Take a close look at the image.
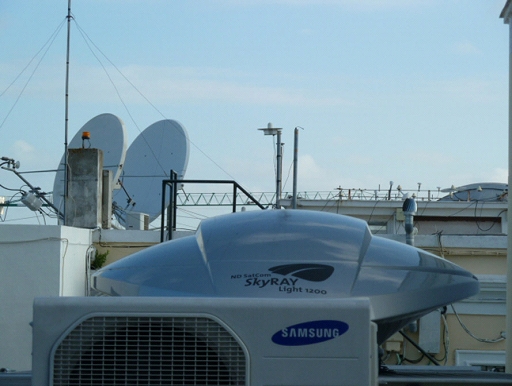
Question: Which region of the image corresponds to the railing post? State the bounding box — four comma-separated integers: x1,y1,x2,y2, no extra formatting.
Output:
233,184,237,212
160,180,167,242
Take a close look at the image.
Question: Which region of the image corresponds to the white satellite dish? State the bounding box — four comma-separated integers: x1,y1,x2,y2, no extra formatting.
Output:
115,119,190,224
52,113,127,215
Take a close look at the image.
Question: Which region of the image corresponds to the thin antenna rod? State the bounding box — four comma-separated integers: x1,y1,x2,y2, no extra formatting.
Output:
63,0,72,225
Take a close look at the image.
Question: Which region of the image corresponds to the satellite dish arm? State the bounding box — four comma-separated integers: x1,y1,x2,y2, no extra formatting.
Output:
117,179,136,209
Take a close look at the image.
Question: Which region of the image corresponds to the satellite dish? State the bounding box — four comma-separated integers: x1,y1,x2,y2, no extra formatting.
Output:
115,119,190,224
92,209,479,344
52,113,127,215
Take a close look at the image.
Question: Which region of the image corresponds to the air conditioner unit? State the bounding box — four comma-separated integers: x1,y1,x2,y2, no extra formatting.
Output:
125,211,149,230
32,296,377,386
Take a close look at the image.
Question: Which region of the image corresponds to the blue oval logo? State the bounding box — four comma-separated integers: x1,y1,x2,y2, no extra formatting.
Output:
272,320,349,346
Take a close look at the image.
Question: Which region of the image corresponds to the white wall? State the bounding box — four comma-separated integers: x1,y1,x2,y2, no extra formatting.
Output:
0,225,91,371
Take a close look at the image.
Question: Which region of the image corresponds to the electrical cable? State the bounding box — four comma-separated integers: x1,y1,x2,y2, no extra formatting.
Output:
177,207,209,220
398,331,441,366
367,199,382,225
282,160,294,192
445,200,477,217
36,208,47,225
0,191,25,222
450,304,505,343
401,354,425,365
434,230,445,258
0,184,23,192
435,311,449,365
1,215,44,223
317,195,340,213
473,200,503,232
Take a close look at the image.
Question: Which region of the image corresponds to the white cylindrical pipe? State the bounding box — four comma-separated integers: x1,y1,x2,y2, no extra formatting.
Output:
292,128,299,209
276,129,282,209
506,20,512,374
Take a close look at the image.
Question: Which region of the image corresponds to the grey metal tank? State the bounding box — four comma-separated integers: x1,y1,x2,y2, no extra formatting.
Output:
93,209,479,343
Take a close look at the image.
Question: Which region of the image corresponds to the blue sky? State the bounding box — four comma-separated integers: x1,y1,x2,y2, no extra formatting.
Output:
0,0,509,225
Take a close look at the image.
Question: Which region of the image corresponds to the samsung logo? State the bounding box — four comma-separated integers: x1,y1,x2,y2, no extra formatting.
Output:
282,327,340,338
272,320,349,346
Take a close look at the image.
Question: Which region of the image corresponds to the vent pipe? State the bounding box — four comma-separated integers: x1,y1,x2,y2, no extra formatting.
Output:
500,2,512,372
402,197,417,246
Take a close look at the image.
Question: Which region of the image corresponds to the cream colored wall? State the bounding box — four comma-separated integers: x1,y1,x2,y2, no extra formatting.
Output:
444,314,506,365
382,247,506,368
383,314,506,367
95,244,155,266
91,229,195,267
447,255,506,276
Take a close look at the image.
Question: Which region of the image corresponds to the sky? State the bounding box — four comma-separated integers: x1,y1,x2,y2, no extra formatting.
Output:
0,0,509,227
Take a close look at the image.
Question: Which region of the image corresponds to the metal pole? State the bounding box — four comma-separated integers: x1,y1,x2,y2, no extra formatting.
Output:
292,127,299,209
232,184,237,213
506,19,512,374
276,129,282,209
167,170,178,240
167,183,174,240
172,171,178,233
160,180,166,242
63,0,72,225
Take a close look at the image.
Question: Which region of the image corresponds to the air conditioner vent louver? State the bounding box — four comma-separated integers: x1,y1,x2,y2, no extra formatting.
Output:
52,316,247,386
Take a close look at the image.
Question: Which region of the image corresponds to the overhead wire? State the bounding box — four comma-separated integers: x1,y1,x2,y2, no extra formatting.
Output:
71,18,240,185
0,184,23,192
474,200,504,232
0,191,25,222
0,18,67,131
72,17,251,228
282,159,294,192
0,19,69,223
0,13,280,226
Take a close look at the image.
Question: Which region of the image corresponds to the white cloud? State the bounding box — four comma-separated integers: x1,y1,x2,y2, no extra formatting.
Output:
404,149,456,168
8,140,55,171
454,41,481,56
11,140,35,161
216,0,431,9
64,64,351,107
298,154,326,176
142,66,346,107
0,62,350,108
487,168,508,183
293,154,367,191
445,168,508,189
426,78,500,104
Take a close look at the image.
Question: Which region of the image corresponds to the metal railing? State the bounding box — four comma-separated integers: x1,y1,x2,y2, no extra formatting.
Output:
171,188,443,206
161,174,266,241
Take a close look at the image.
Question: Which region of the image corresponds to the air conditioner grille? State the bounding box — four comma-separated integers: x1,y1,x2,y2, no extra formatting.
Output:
52,316,247,385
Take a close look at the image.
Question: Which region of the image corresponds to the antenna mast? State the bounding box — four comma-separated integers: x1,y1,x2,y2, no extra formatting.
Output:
63,0,72,225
